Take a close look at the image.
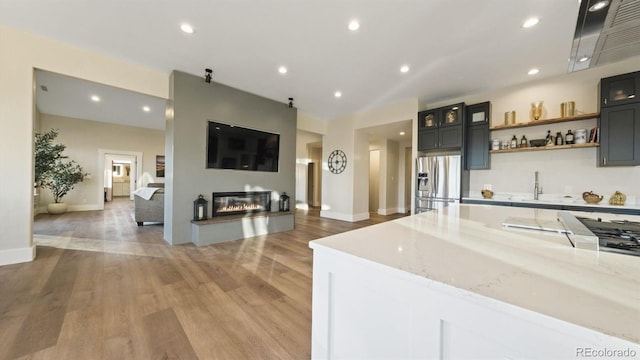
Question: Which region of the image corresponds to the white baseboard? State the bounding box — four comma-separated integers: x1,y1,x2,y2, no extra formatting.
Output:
36,204,102,214
296,203,310,210
378,207,400,215
320,210,370,222
0,245,36,266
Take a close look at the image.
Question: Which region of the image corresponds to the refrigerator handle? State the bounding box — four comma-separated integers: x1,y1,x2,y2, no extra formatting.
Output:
432,158,438,195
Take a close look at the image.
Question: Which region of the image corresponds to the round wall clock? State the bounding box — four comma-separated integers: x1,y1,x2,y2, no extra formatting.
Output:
328,149,347,174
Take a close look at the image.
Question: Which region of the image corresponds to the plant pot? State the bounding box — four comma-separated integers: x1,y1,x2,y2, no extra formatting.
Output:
47,202,68,214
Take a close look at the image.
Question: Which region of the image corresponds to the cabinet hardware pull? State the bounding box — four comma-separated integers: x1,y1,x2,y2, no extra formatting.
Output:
604,157,607,165
604,98,607,105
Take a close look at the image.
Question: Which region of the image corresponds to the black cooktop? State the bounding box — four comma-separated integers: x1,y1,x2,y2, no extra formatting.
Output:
576,217,640,256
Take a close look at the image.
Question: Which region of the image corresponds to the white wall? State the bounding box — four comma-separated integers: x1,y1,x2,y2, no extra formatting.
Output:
38,114,165,211
320,98,419,221
368,139,401,215
321,115,371,221
398,141,412,213
0,24,168,265
369,148,380,212
321,117,358,220
298,112,327,135
353,130,370,219
385,139,399,214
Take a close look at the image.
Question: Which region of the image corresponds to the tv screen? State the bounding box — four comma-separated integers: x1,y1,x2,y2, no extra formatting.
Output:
207,121,280,172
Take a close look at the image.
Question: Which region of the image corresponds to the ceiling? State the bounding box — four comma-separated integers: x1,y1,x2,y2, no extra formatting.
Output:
35,70,167,130
1,0,634,137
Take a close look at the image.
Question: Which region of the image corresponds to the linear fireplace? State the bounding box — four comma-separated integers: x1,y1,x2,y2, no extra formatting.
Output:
212,191,271,217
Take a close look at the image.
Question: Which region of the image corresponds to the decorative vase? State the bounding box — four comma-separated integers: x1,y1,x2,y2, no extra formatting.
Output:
47,202,68,214
609,191,626,206
531,101,544,120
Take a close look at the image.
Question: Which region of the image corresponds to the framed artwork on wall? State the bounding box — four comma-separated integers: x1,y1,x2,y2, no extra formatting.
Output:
156,155,165,177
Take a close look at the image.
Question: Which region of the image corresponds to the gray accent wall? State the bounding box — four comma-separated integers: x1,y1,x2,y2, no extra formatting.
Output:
165,71,297,245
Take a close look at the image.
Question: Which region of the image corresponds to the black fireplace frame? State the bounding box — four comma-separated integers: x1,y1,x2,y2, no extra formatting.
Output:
212,191,272,217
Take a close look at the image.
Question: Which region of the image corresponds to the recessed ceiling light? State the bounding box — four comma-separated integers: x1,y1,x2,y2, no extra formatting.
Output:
90,95,100,102
334,91,342,98
348,20,360,31
142,106,151,112
522,17,539,28
278,66,287,74
400,65,410,73
589,0,609,12
400,132,406,136
180,23,195,34
579,56,590,62
528,68,540,75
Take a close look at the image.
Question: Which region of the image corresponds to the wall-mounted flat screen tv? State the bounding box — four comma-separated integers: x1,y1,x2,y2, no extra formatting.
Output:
206,121,280,172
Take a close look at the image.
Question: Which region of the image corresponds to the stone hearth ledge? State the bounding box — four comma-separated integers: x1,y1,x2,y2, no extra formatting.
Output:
191,211,294,246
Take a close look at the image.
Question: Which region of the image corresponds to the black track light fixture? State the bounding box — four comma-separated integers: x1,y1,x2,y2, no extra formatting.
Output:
288,97,294,108
205,68,213,83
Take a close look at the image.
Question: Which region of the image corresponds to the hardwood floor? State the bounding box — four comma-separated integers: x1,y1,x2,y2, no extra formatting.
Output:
0,198,407,359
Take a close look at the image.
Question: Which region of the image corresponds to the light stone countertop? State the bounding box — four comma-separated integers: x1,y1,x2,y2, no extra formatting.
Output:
309,204,640,344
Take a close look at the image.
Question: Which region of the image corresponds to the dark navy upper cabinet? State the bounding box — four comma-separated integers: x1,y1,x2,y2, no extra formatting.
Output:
465,102,490,169
599,71,640,166
439,104,464,127
417,103,464,151
599,102,640,166
601,71,640,108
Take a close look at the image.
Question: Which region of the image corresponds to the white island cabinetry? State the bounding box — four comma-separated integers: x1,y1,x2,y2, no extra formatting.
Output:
310,205,640,359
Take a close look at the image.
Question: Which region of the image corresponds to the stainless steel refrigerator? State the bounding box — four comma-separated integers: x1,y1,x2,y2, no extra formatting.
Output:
416,154,461,213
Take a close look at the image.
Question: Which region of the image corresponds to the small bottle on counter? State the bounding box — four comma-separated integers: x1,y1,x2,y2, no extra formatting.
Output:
520,135,528,148
555,131,564,145
510,135,518,149
565,129,574,144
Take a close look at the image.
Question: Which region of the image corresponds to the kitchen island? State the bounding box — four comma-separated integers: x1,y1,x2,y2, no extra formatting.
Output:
309,204,640,359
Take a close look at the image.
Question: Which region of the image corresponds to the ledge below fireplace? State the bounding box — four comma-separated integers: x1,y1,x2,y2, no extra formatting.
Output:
191,211,294,246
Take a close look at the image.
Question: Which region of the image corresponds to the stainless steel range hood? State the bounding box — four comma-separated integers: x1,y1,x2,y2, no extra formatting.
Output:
568,0,640,73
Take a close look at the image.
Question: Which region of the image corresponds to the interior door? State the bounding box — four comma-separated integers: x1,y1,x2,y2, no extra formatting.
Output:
307,163,314,207
105,160,113,201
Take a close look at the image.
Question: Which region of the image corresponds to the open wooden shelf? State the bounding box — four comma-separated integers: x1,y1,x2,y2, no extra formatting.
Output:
490,142,599,154
489,113,599,131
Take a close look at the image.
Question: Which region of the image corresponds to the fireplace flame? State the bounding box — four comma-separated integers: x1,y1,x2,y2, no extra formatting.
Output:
218,203,264,213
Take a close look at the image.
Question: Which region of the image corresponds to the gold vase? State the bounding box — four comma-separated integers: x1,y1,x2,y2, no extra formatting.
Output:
531,101,543,120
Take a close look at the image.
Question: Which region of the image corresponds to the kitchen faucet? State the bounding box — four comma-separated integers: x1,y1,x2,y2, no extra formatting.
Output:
534,171,543,200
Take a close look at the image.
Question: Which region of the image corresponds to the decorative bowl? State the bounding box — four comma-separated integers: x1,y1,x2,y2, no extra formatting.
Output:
529,139,546,147
609,191,626,206
582,191,603,204
481,189,494,199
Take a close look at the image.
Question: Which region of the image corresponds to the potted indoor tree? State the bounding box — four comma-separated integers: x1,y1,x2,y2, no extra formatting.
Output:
34,129,66,188
35,129,88,214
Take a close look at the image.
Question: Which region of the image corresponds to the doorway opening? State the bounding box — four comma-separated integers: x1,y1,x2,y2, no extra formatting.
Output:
98,150,142,209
